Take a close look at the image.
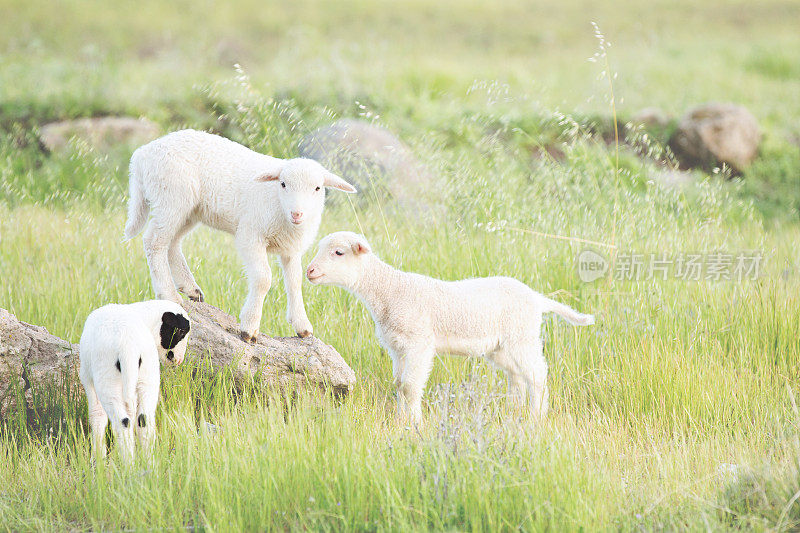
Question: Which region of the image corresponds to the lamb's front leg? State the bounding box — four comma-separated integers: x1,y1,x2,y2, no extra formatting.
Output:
280,253,313,338
236,231,272,343
396,345,435,425
388,349,406,420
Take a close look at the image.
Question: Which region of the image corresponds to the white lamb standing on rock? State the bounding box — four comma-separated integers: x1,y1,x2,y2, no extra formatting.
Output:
79,300,191,460
306,231,595,423
124,129,356,342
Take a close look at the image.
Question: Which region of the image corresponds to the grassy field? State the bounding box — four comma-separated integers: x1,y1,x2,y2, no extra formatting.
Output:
1,0,800,530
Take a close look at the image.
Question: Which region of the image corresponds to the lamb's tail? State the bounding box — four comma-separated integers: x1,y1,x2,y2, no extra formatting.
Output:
118,346,140,425
124,152,149,240
540,296,595,326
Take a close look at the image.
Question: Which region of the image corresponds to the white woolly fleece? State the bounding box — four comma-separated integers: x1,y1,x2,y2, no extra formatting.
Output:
307,231,594,423
78,299,190,460
124,129,356,340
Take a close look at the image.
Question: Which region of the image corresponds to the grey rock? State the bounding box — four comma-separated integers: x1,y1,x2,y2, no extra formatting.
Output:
298,119,430,201
39,116,160,153
0,308,79,420
181,300,356,397
631,107,671,129
669,103,760,173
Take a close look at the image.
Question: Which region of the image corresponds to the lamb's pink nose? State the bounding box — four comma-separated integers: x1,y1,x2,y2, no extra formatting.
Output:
306,265,323,281
291,211,303,223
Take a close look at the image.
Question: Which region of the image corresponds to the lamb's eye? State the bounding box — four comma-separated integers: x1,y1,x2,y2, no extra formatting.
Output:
335,250,344,256
281,182,286,188
315,186,321,191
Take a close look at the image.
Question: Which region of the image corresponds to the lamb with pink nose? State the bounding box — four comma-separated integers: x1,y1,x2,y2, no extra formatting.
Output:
124,129,357,342
306,231,594,423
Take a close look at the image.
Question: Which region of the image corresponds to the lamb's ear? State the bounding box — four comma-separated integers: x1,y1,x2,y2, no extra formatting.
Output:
255,167,283,182
323,172,357,193
350,236,371,255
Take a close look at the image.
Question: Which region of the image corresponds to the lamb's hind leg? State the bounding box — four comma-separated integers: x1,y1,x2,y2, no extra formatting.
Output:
143,220,183,303
527,340,549,419
168,220,204,302
492,340,548,420
98,393,135,463
82,379,109,459
135,363,159,455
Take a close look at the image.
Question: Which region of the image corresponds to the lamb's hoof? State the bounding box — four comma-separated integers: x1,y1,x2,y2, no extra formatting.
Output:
240,330,258,344
296,330,313,338
187,289,204,302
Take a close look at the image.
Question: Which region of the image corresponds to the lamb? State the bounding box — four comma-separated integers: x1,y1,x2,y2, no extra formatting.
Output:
124,129,356,342
79,300,191,460
305,231,595,423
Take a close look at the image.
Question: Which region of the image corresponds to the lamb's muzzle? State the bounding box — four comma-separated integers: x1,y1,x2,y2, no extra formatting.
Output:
306,264,323,282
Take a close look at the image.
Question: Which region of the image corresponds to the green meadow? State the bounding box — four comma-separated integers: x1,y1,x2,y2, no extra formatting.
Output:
1,0,799,530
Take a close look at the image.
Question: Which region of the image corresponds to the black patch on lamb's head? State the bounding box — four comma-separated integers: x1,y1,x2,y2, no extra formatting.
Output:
166,350,174,361
160,311,190,349
115,360,121,372
138,414,146,427
121,417,130,428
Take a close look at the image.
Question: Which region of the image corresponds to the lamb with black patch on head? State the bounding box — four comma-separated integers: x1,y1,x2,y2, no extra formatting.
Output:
78,299,190,461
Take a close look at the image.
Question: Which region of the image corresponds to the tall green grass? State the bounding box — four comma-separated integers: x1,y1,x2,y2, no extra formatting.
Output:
1,91,799,527
1,0,800,529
